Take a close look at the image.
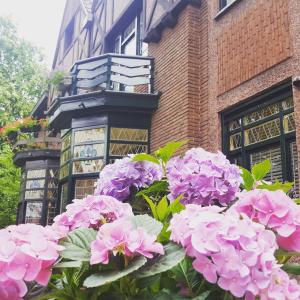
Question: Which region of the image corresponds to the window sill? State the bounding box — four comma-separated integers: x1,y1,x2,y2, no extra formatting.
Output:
215,0,242,20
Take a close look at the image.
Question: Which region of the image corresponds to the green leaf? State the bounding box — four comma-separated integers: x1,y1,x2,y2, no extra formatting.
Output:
155,141,187,163
137,180,169,197
60,228,97,261
251,159,271,181
257,180,293,193
131,214,163,236
169,195,185,214
143,195,159,219
83,256,147,288
133,153,160,165
239,167,254,191
192,291,210,300
54,261,82,268
157,196,169,221
282,263,300,275
171,257,201,291
136,243,185,278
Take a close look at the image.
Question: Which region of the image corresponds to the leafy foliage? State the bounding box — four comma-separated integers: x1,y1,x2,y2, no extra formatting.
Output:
240,159,293,193
0,144,21,228
0,16,47,124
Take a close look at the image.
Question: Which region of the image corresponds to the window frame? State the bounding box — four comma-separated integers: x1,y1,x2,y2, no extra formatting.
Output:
222,83,297,189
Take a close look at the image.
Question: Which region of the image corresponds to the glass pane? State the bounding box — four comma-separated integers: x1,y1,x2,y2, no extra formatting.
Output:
60,164,69,179
48,168,59,178
27,169,46,179
250,145,282,182
283,113,296,133
282,97,294,110
47,189,58,199
25,190,44,199
290,141,299,198
110,128,148,142
48,179,59,189
47,201,56,225
243,103,279,125
73,159,104,174
244,118,280,146
61,133,71,151
60,184,68,213
25,202,42,224
26,179,45,189
109,143,147,156
75,178,98,199
122,35,137,56
123,19,135,40
228,120,241,131
74,128,105,144
60,148,71,165
229,133,242,151
73,144,104,159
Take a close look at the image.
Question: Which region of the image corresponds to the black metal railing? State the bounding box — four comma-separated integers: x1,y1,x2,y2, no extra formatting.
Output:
69,53,154,95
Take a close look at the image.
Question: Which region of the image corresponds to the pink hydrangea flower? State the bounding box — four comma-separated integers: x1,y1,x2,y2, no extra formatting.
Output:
258,268,300,300
0,223,63,299
233,189,300,252
169,205,288,299
0,279,27,300
52,195,134,237
166,148,242,206
90,219,164,265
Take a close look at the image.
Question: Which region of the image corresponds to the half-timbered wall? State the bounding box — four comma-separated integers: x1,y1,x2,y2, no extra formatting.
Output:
52,0,180,71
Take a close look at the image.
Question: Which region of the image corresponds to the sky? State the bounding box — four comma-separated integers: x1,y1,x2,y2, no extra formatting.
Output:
0,0,67,69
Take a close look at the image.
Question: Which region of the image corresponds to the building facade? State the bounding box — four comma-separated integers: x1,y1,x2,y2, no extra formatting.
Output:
14,0,300,225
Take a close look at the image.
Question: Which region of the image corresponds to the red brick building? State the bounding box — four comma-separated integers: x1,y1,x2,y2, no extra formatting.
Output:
14,0,300,224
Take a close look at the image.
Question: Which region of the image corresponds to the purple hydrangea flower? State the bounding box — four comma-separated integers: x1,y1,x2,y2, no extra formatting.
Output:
166,148,242,206
94,157,163,201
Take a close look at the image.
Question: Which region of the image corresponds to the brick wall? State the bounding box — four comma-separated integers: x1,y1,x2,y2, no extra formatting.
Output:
149,3,209,152
217,0,291,95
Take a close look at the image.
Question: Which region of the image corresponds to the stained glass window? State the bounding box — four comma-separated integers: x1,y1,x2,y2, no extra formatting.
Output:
25,202,43,224
60,164,69,179
243,103,279,125
229,133,242,150
110,128,148,142
283,113,296,133
75,178,98,199
73,144,104,159
73,159,104,174
60,148,71,165
109,143,147,156
244,118,280,145
27,169,46,179
61,132,72,151
47,201,56,225
74,128,105,144
223,94,298,197
25,190,44,199
26,179,45,189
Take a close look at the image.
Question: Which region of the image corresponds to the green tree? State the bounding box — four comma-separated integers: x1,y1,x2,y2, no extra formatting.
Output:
0,16,48,227
0,16,47,125
0,144,21,228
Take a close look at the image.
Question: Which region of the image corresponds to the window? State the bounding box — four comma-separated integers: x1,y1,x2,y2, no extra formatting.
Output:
18,163,59,225
58,125,149,207
220,0,236,10
223,94,298,197
72,127,106,174
64,18,75,53
108,127,148,161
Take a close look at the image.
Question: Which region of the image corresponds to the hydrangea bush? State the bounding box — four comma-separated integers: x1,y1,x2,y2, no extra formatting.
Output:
1,141,300,300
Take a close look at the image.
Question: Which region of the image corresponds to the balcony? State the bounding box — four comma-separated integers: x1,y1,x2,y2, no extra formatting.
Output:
12,129,61,167
47,53,160,129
